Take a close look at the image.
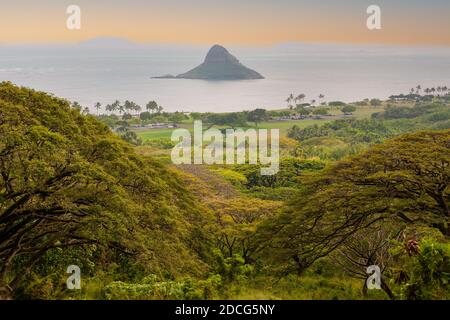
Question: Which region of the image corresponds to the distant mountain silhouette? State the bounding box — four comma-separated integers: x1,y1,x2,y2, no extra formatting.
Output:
154,45,264,80
78,37,137,48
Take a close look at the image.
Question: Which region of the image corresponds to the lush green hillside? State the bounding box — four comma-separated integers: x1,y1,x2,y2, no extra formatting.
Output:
287,102,450,160
1,83,448,300
256,130,450,299
0,82,214,299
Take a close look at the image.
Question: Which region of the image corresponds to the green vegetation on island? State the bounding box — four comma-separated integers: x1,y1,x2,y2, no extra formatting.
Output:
153,45,264,80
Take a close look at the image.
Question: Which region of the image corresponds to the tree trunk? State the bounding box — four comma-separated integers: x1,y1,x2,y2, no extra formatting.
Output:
362,280,368,297
381,278,395,300
0,285,13,300
292,255,307,275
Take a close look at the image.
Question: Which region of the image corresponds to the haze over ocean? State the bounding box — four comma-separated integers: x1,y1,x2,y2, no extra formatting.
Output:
1,40,449,112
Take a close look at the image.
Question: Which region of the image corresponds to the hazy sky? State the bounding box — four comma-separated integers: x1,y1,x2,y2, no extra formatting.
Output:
1,0,449,46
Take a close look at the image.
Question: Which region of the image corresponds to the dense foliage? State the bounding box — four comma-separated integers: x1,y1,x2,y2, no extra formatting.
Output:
1,82,449,300
0,82,213,299
288,102,450,160
256,130,450,298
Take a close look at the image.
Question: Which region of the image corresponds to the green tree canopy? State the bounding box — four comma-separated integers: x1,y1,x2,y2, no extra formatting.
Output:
247,108,268,127
257,130,450,273
341,105,356,114
0,82,213,297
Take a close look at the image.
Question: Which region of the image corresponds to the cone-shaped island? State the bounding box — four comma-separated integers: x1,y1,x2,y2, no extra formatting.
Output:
153,45,264,80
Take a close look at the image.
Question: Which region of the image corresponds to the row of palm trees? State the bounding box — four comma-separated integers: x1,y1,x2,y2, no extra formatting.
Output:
75,100,164,116
285,93,325,109
104,100,142,115
410,85,449,96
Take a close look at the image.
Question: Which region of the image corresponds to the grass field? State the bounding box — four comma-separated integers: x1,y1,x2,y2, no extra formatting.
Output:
134,107,383,141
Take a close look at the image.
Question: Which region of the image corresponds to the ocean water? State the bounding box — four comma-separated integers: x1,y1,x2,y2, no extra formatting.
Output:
0,42,449,112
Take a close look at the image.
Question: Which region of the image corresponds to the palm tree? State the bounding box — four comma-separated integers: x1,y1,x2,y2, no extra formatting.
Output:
289,93,294,101
111,100,120,114
82,107,90,115
134,103,142,115
146,101,158,113
296,94,306,104
124,100,135,114
286,94,294,109
94,102,101,116
318,94,325,105
285,97,291,107
72,101,82,111
416,85,421,95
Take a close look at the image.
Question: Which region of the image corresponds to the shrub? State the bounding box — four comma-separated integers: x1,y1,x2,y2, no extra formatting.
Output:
213,168,248,186
213,250,254,283
103,274,222,300
400,239,450,300
120,130,142,146
427,111,450,122
144,137,176,149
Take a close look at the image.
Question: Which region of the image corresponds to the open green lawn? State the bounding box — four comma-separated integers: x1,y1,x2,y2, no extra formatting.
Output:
134,120,322,141
134,107,383,141
257,118,330,134
136,128,179,140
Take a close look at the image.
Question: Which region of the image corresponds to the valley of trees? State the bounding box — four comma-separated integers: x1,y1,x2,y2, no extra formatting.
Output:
0,82,449,300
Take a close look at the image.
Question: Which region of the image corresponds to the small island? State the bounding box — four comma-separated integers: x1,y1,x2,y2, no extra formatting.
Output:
153,44,264,80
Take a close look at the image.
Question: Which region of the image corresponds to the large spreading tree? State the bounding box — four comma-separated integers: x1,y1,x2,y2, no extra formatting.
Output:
0,82,212,298
257,129,450,273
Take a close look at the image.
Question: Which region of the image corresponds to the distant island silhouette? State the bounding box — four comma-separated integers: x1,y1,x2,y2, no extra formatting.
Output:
153,45,264,80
